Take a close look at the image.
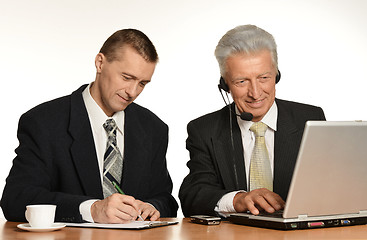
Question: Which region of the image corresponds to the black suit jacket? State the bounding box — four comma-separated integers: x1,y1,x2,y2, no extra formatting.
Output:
1,85,178,222
179,98,325,217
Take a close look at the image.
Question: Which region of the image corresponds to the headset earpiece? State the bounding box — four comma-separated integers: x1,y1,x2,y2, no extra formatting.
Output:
276,70,281,84
218,77,230,92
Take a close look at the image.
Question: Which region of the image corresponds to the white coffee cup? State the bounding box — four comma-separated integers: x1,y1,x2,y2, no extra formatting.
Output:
25,204,56,228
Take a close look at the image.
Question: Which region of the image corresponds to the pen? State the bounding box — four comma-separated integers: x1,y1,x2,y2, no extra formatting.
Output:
112,181,144,221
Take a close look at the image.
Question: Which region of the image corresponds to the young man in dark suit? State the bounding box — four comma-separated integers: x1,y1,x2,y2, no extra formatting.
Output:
1,29,178,223
179,25,325,217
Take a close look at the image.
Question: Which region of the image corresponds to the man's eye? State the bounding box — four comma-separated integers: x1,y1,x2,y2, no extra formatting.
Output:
259,76,270,82
139,81,149,87
235,80,247,86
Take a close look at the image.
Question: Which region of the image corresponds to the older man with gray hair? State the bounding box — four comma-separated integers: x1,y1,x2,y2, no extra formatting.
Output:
179,25,325,217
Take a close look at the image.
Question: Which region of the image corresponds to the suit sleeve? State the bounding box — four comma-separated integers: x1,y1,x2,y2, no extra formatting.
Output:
179,120,230,217
143,124,178,217
318,107,326,120
0,113,91,223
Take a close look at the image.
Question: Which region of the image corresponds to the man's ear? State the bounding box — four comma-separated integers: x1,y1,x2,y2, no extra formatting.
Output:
95,53,105,73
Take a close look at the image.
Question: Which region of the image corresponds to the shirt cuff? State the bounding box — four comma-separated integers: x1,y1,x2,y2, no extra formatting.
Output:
79,199,99,223
214,190,246,217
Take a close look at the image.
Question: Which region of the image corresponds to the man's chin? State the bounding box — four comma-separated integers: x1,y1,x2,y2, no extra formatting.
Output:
116,102,131,111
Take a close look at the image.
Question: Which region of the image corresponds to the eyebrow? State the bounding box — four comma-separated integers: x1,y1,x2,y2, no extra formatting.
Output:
259,71,272,76
122,72,151,82
122,72,138,80
232,71,273,81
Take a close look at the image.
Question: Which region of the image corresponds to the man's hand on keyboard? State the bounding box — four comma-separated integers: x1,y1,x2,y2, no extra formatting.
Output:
233,188,285,215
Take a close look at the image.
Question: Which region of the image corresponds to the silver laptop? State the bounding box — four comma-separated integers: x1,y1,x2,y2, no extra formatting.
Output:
229,121,367,230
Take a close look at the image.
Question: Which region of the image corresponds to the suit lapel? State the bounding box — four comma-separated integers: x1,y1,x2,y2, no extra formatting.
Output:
121,103,148,196
274,99,303,200
212,105,247,191
68,85,103,198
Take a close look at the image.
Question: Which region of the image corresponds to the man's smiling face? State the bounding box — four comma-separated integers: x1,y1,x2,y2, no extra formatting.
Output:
224,50,277,122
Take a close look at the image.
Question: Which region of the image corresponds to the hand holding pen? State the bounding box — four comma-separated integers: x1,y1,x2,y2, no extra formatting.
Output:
112,181,160,221
112,181,144,221
90,187,147,224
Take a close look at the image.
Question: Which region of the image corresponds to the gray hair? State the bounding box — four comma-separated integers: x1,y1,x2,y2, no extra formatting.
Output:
215,25,278,76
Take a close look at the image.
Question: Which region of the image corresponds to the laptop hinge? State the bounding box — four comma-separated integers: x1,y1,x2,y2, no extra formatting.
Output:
297,214,308,220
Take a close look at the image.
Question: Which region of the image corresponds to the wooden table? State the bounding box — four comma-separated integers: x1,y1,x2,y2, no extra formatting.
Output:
1,218,367,240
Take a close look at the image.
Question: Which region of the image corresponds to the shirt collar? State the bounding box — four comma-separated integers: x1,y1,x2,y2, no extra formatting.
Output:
261,101,277,131
82,83,125,134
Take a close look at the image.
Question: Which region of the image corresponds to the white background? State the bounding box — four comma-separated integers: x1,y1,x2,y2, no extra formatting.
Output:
1,0,366,218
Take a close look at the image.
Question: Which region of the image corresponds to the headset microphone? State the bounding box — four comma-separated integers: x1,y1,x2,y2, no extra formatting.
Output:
239,111,253,121
218,77,254,121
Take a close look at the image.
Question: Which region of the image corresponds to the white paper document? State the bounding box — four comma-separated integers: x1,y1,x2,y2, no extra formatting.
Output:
66,221,178,230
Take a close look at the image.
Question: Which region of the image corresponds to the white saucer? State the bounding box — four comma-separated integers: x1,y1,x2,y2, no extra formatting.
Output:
17,223,66,232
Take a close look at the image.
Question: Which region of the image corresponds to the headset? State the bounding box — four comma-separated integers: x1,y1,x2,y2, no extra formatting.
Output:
217,70,281,189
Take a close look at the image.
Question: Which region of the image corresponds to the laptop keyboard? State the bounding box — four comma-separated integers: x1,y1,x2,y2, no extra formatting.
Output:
257,210,284,218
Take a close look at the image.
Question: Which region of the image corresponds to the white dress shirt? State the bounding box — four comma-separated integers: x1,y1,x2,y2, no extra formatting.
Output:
79,83,125,222
215,102,278,216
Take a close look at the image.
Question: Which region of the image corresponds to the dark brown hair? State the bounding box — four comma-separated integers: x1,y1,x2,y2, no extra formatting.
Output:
99,29,158,63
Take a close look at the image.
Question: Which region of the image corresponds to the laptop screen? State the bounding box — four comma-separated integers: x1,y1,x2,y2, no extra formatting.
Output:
284,121,367,218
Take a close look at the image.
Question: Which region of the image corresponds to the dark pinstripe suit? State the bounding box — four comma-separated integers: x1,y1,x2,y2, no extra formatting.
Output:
179,98,325,217
1,85,178,222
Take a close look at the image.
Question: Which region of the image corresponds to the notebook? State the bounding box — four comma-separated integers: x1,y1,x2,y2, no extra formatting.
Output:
66,220,178,230
228,121,367,230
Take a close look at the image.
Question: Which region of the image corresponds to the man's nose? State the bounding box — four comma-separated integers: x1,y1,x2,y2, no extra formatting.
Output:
125,81,140,98
248,80,261,99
